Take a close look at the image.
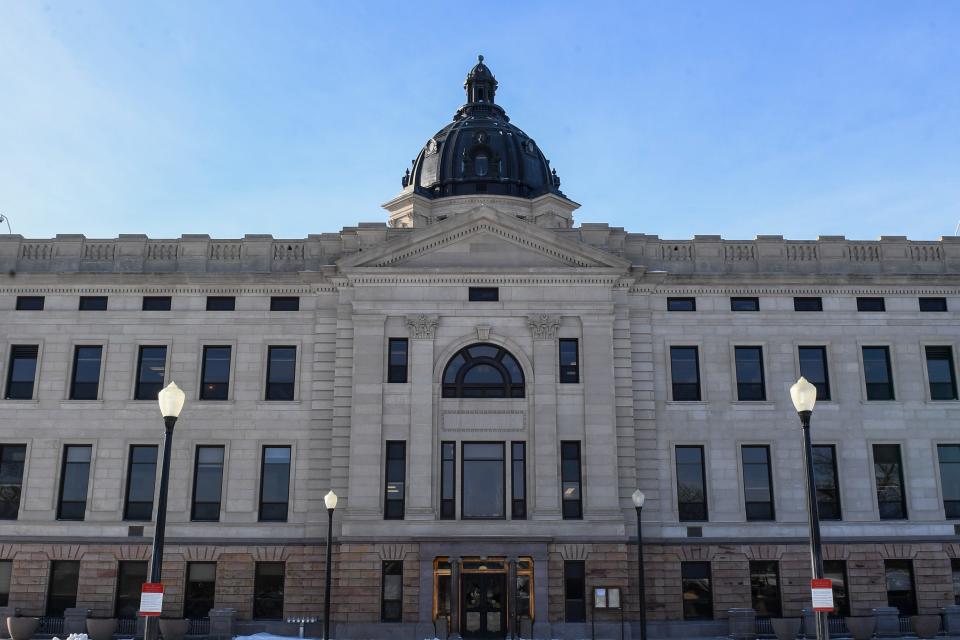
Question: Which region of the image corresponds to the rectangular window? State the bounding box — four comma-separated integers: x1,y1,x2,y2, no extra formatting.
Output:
559,339,579,383
681,562,713,620
206,296,235,311
184,562,217,619
253,562,285,620
730,297,759,312
824,560,850,617
938,445,960,519
750,561,782,618
57,445,92,520
78,296,107,311
381,561,403,622
0,560,10,607
563,560,586,623
742,445,775,521
70,345,102,400
667,297,696,312
142,296,171,311
885,560,917,616
561,441,583,520
134,346,167,401
114,561,148,619
462,442,505,519
874,444,907,520
794,296,823,312
191,446,224,521
468,287,499,302
15,296,44,311
798,346,831,401
124,445,158,521
200,346,231,400
0,445,26,520
265,346,296,401
953,559,960,606
857,297,886,312
676,446,708,521
5,345,38,400
259,446,291,522
387,338,408,384
384,441,406,520
813,445,841,520
920,297,948,312
926,346,958,401
46,560,80,616
863,346,895,400
511,441,526,519
440,441,455,520
734,346,766,401
270,296,299,311
670,346,701,401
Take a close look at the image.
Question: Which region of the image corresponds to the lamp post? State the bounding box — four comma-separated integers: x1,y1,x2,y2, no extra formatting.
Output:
632,489,647,640
145,382,186,640
323,490,338,640
790,377,829,640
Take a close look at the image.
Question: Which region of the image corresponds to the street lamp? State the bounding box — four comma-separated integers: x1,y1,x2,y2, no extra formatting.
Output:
323,490,338,640
790,377,829,640
145,382,185,640
632,489,647,640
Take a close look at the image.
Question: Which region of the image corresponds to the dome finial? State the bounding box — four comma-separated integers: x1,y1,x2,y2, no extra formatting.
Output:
478,54,484,63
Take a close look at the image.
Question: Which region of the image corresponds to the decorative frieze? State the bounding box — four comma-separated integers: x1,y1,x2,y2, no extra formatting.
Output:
406,314,438,340
527,314,560,340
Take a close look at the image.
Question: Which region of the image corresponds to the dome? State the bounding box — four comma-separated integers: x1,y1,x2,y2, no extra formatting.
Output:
401,55,567,201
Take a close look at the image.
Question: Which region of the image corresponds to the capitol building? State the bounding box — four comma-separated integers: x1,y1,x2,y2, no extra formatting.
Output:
1,57,960,639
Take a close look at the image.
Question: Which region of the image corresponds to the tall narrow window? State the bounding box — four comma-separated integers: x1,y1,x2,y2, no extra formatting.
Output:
561,441,583,520
559,339,579,383
670,346,701,401
874,444,907,520
813,445,841,521
0,445,26,520
259,446,291,522
511,441,526,519
265,346,296,401
124,445,158,521
381,561,403,622
57,445,91,520
253,562,285,620
270,296,299,311
15,296,44,311
885,560,917,616
863,346,895,400
750,561,782,618
734,346,766,401
191,446,224,521
5,345,38,400
938,444,960,519
462,442,505,519
135,346,167,401
184,562,217,619
793,297,823,312
206,296,235,311
440,442,456,520
742,445,775,521
387,339,408,384
142,296,171,311
676,446,708,521
200,346,231,400
70,345,102,400
823,560,850,617
384,441,406,520
78,296,107,311
798,346,831,401
46,560,80,616
681,562,713,620
563,560,586,623
919,297,948,312
114,561,148,619
0,560,10,606
926,346,958,400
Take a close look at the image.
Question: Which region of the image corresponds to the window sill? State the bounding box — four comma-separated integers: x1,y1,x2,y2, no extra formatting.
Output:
59,400,104,407
731,401,776,409
664,401,709,407
0,399,40,407
256,400,302,406
194,400,235,406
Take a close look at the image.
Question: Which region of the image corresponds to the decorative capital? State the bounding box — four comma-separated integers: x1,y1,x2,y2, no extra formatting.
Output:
406,314,439,340
527,314,560,340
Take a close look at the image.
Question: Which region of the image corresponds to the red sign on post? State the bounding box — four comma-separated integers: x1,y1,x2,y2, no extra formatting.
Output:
139,583,164,617
811,578,834,612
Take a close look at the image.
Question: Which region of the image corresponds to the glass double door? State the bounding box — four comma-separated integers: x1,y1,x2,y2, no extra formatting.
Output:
461,572,506,638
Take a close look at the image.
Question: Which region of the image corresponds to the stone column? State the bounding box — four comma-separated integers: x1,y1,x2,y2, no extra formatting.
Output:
406,314,439,518
581,315,622,515
508,559,517,639
527,314,561,518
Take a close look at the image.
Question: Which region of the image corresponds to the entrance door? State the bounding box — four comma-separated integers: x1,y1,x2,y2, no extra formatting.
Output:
461,573,506,638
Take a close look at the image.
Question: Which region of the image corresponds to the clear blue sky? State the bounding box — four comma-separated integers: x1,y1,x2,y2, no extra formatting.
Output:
1,1,958,241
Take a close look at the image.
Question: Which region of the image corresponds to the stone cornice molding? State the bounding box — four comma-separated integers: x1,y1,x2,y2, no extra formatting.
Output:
0,285,325,295
406,314,439,340
631,285,960,295
527,314,561,340
345,273,623,286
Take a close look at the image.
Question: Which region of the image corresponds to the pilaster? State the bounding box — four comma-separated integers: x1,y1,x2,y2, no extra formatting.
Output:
528,314,562,519
406,314,439,518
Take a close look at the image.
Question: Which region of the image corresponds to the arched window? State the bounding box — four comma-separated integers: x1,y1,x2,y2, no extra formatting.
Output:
442,343,525,398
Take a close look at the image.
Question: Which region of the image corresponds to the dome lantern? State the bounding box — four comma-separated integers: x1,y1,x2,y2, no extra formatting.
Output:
465,54,498,104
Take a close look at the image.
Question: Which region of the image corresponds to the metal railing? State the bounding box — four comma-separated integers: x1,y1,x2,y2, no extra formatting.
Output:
37,616,64,635
827,616,850,636
754,616,773,636
188,617,210,636
117,617,138,635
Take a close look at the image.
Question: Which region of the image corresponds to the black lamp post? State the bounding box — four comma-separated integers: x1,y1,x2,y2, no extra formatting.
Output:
632,489,647,640
145,382,185,640
323,490,338,640
790,377,829,640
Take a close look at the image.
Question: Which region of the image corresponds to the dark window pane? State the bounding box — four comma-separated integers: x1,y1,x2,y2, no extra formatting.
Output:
184,562,216,619
46,561,79,616
862,347,894,401
78,296,107,311
676,446,707,521
442,343,524,398
813,445,841,520
681,562,713,620
253,562,285,619
468,287,499,302
668,297,696,312
387,338,408,384
124,445,158,521
953,559,960,606
919,297,948,312
750,561,782,618
200,346,231,400
114,561,148,619
0,560,11,607
730,297,759,312
561,441,582,520
259,446,290,522
206,296,235,311
384,441,406,520
798,346,831,401
742,446,774,521
874,444,907,520
270,296,299,311
58,445,91,520
857,297,885,312
926,346,958,401
440,442,456,520
15,296,44,311
885,560,917,616
0,445,26,520
735,346,766,401
70,346,102,400
462,442,504,519
670,346,701,401
265,346,296,401
794,297,823,312
192,446,224,522
939,445,960,519
142,296,171,311
824,560,850,617
135,346,167,401
563,561,586,623
559,339,579,384
512,442,526,520
6,345,38,400
381,561,403,622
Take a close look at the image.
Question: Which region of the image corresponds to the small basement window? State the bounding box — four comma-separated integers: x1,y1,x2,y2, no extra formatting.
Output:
469,287,499,302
